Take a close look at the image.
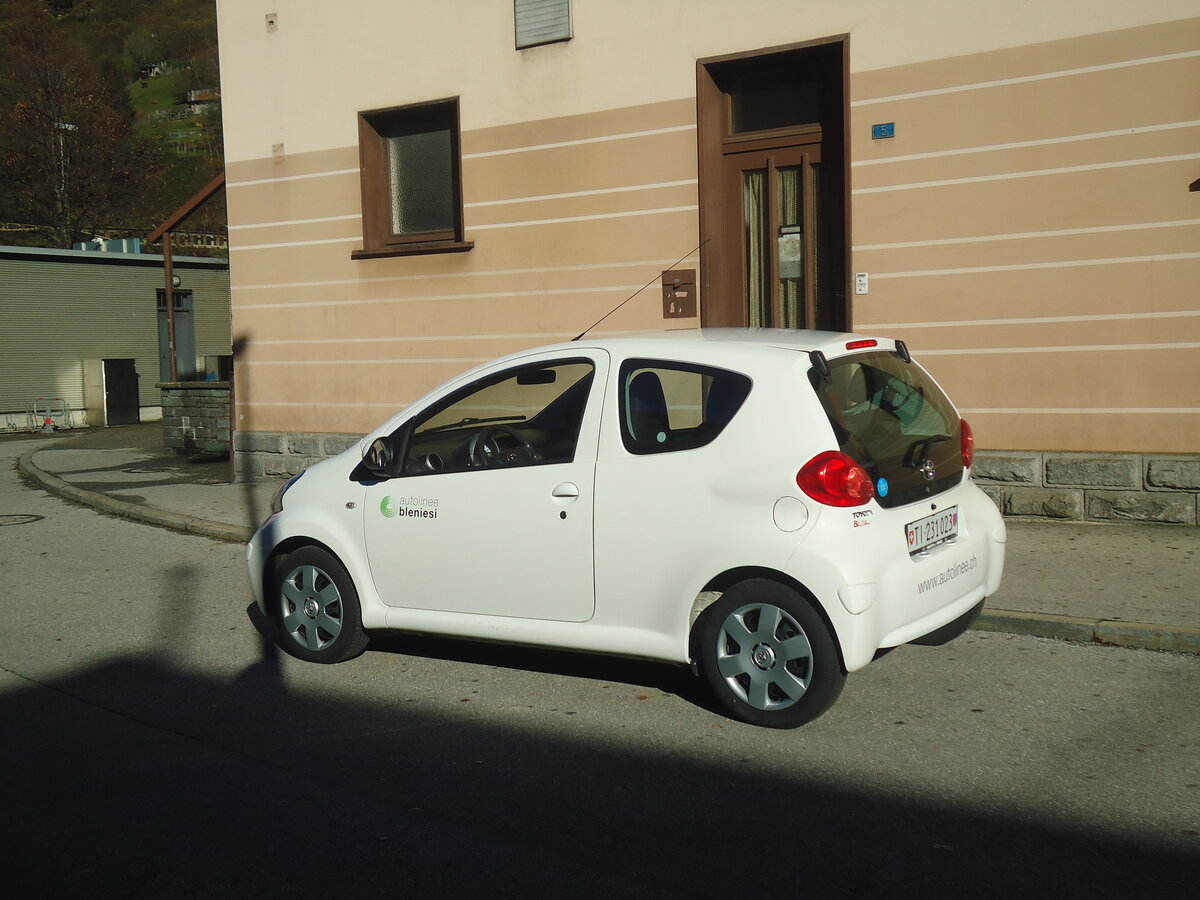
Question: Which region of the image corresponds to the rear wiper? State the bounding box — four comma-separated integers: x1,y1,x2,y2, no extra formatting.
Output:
421,415,527,434
904,434,951,469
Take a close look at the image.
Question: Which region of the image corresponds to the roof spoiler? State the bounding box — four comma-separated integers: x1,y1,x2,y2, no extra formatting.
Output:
893,339,911,363
809,350,831,379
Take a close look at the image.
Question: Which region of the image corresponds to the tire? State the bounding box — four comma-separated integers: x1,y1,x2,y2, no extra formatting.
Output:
695,579,846,728
268,546,370,664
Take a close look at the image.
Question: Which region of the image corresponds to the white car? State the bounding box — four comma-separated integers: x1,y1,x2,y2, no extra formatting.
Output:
247,329,1006,728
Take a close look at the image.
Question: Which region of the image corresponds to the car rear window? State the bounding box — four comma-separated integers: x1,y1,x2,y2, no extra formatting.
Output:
809,350,963,508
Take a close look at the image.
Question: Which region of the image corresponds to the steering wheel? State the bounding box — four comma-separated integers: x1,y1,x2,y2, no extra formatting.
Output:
467,424,540,468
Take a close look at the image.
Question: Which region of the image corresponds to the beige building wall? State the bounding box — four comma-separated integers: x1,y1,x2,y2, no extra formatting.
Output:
218,1,1199,453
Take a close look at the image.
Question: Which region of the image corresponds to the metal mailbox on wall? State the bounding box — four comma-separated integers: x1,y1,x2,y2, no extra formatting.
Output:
662,269,696,319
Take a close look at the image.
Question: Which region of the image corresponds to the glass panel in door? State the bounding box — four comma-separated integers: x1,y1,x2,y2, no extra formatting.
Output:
743,169,769,328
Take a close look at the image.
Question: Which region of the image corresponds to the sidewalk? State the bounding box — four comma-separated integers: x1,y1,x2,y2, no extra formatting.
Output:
13,422,1200,655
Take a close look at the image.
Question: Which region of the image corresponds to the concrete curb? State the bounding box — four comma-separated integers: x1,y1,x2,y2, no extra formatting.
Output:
18,448,1198,656
17,449,254,545
974,609,1200,655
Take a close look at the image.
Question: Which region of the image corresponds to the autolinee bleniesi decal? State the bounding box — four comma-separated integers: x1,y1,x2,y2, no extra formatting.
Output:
380,495,439,519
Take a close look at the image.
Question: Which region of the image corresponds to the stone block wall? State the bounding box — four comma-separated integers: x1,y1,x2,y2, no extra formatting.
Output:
158,383,231,454
233,430,362,478
974,451,1200,526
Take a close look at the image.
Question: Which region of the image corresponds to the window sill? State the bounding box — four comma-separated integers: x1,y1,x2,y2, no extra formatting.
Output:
352,240,474,260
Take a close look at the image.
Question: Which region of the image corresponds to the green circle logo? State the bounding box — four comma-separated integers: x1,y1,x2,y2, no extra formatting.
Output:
380,495,396,518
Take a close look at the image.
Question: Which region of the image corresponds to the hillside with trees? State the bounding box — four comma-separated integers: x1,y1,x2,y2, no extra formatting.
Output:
0,0,225,254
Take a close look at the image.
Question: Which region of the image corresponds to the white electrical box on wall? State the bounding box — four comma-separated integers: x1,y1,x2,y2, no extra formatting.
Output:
855,273,869,295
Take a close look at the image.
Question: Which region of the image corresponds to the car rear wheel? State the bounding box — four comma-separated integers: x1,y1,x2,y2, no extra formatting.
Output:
696,579,845,728
269,546,369,664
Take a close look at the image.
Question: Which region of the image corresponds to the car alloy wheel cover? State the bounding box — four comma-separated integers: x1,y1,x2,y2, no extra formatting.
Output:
714,602,813,711
280,564,344,651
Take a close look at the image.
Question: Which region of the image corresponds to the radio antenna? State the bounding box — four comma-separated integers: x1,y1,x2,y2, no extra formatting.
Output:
571,239,706,341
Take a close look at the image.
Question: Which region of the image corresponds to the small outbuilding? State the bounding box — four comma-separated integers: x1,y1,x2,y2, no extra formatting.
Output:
0,245,231,432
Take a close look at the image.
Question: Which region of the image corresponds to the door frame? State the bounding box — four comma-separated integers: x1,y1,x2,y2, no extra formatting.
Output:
696,35,851,330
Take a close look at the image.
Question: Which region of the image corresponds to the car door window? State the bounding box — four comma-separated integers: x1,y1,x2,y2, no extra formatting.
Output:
400,360,594,475
618,359,751,454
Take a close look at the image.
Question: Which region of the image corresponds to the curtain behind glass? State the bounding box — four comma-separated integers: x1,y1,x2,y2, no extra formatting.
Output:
776,166,801,328
743,170,768,328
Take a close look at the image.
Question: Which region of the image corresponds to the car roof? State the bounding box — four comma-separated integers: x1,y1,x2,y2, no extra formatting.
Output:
543,328,900,361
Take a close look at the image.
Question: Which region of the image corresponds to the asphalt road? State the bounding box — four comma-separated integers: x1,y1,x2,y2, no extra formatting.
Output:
3,435,1199,898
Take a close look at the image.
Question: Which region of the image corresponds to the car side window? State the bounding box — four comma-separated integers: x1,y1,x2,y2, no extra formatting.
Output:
400,359,595,475
618,359,751,455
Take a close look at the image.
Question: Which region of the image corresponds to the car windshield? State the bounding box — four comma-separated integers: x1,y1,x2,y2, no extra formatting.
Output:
809,350,963,508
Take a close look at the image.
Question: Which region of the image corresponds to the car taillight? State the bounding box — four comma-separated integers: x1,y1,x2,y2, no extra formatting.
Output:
961,418,975,469
797,451,875,507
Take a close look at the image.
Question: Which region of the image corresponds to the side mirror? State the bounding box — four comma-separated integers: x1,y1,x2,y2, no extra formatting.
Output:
362,436,396,478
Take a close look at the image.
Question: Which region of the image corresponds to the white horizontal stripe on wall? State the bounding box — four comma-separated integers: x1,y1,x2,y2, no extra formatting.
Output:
462,124,695,159
252,331,576,346
852,153,1200,195
233,257,699,292
239,400,410,408
854,219,1200,251
231,235,362,252
918,342,1200,355
465,179,697,208
469,205,698,230
853,121,1200,169
227,168,359,188
864,310,1200,330
229,214,361,231
240,358,488,367
851,50,1200,107
236,284,647,311
870,251,1200,279
959,407,1200,415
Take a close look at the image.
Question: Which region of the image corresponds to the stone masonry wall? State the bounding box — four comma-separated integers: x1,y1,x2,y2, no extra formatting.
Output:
234,430,1200,526
974,451,1200,526
159,383,231,454
233,430,362,478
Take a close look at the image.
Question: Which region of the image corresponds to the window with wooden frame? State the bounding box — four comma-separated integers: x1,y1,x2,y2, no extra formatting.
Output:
354,98,473,259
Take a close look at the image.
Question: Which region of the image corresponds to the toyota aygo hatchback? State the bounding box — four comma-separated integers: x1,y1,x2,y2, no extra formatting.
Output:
247,329,1006,728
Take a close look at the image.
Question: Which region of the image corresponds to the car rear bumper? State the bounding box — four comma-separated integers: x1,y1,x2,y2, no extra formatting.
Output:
785,480,1006,671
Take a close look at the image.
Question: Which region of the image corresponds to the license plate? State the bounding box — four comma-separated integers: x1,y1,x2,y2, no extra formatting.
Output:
906,506,958,555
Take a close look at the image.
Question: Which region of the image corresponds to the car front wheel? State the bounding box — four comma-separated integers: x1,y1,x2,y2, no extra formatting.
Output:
269,546,369,664
696,579,845,728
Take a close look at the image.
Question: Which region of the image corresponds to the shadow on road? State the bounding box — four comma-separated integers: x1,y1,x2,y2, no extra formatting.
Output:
4,610,1197,897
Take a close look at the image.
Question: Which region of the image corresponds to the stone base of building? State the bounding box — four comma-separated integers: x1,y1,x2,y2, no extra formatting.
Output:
974,451,1199,526
232,431,1200,526
233,430,362,478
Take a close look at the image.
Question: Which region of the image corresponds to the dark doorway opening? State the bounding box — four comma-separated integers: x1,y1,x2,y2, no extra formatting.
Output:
698,38,849,331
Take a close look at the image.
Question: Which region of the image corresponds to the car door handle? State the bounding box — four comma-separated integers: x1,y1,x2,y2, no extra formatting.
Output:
551,482,580,500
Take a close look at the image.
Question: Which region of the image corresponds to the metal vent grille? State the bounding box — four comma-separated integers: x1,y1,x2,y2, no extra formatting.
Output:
514,0,572,49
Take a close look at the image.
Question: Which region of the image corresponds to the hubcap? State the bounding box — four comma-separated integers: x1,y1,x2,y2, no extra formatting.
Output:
715,602,813,712
280,563,343,652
